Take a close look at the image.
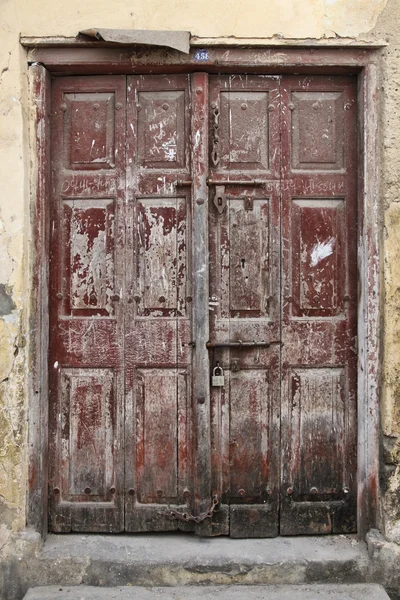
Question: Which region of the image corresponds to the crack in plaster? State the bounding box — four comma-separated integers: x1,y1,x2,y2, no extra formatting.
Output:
0,52,11,83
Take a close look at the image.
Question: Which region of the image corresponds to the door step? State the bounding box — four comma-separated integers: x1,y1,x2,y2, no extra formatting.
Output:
29,534,371,589
23,584,390,600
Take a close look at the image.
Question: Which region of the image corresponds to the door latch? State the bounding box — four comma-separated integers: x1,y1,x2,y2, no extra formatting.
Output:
244,197,254,211
213,186,226,214
230,359,240,372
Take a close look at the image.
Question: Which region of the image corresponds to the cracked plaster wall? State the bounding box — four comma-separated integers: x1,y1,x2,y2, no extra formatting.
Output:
0,0,399,553
375,5,400,542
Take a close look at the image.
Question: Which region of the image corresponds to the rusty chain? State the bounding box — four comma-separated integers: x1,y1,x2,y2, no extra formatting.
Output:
160,495,219,524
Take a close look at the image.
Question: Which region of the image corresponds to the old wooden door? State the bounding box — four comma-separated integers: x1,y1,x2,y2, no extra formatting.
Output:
48,72,357,536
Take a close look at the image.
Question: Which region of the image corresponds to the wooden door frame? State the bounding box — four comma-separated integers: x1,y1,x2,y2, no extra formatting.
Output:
26,42,383,539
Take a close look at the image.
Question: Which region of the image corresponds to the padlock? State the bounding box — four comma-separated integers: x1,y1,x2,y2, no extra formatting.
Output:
212,362,225,387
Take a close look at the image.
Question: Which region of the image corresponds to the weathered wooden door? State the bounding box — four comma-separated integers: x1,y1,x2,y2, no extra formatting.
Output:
48,72,357,536
208,74,357,536
279,77,357,534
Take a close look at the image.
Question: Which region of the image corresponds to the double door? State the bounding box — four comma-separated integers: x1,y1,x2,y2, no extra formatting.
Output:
48,72,357,536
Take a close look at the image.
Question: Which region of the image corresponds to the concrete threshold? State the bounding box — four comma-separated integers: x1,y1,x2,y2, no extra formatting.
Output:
32,534,370,588
23,584,391,600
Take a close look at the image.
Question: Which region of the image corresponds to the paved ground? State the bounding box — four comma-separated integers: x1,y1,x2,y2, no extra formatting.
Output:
23,584,390,600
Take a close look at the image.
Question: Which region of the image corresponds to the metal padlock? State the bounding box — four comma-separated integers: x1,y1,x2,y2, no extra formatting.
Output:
212,362,225,387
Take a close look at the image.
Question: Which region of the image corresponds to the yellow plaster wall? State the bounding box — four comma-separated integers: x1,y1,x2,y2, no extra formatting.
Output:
1,0,388,39
0,0,399,539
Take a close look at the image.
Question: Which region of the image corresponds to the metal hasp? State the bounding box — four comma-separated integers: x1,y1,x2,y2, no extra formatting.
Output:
207,178,264,186
211,105,220,166
206,340,282,349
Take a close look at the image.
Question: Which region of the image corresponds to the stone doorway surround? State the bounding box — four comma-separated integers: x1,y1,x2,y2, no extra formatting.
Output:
24,40,383,541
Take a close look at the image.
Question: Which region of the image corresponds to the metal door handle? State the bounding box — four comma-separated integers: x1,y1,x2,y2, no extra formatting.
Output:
206,340,282,349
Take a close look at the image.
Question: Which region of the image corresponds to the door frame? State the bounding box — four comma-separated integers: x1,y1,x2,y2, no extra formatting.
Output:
25,42,383,539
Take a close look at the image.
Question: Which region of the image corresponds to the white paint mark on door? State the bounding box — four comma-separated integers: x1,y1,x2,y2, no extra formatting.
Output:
310,237,335,267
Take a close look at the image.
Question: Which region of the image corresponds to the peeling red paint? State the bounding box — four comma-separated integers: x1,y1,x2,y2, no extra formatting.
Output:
47,70,358,536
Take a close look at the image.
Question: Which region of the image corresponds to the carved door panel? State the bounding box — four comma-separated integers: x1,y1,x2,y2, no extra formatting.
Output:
48,72,357,536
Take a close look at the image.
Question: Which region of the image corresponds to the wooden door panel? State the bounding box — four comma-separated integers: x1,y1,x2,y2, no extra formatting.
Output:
56,368,118,502
223,198,270,317
54,198,120,366
49,76,126,532
126,320,189,366
124,74,194,532
218,91,270,170
136,197,187,316
132,74,191,192
212,76,280,176
290,199,346,317
61,91,117,171
134,368,191,503
290,90,346,171
286,367,346,495
228,370,271,498
61,199,115,317
209,75,281,537
280,76,357,535
137,90,186,169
